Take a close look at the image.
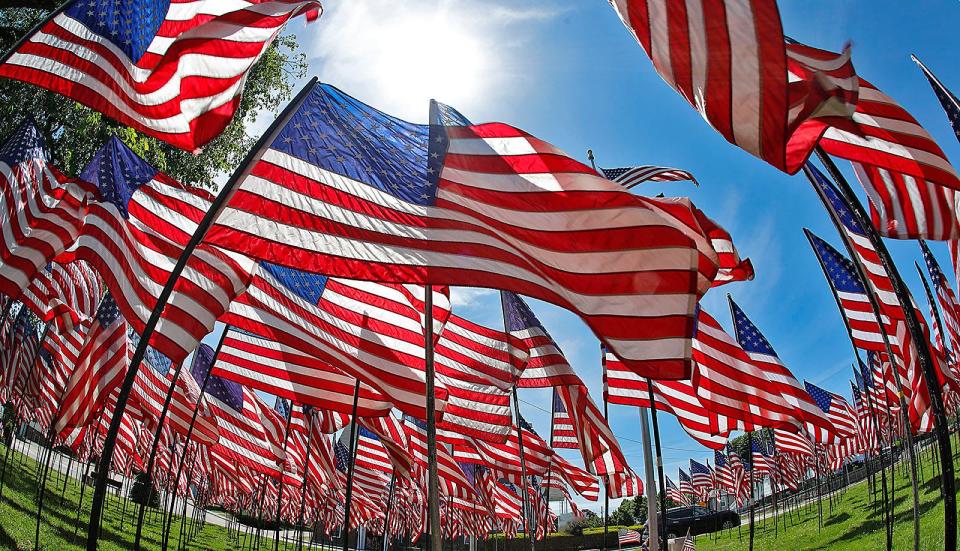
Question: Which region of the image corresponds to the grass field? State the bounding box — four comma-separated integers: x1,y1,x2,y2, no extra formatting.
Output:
0,439,245,550
697,444,955,550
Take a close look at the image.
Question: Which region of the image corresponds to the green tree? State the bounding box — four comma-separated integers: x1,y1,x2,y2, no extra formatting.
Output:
610,498,636,526
0,7,308,187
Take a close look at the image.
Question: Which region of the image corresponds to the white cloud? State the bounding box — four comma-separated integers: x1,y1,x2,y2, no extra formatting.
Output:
449,286,497,309
304,0,564,120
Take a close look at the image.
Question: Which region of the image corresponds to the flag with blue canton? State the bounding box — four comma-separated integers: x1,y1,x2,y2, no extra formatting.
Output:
0,0,320,151
334,439,351,473
189,343,216,388
729,300,778,357
206,368,244,413
127,329,171,375
714,450,727,469
0,119,47,168
913,56,960,145
808,232,867,295
804,382,834,415
259,262,329,304
807,163,866,237
275,397,291,420
79,136,160,218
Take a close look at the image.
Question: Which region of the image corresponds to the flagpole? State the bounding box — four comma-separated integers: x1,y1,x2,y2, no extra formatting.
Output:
424,284,442,551
274,402,295,551
161,326,226,551
511,388,536,551
638,408,658,549
855,360,894,551
382,472,397,551
341,379,362,551
296,410,314,551
804,163,923,550
541,388,557,545
643,381,667,551
747,432,756,551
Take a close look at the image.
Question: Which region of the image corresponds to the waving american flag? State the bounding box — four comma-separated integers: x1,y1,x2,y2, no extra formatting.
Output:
0,0,321,151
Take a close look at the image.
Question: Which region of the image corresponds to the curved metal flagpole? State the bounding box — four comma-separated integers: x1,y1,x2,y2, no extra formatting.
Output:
84,76,318,550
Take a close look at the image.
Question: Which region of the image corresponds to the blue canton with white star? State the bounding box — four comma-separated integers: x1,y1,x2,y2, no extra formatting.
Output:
729,299,778,357
804,381,834,414
270,83,437,206
0,120,46,168
690,459,710,475
807,163,866,237
260,262,328,304
714,450,726,468
189,343,215,387
552,390,566,414
334,439,351,472
80,136,158,217
66,0,170,63
95,292,122,327
809,233,866,294
206,371,244,413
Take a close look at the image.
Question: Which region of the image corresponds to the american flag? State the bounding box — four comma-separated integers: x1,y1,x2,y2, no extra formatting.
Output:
804,382,858,437
820,76,960,240
550,389,577,449
608,1,857,174
349,426,393,504
213,326,393,418
54,293,128,439
692,308,801,431
19,260,103,333
618,528,643,546
920,240,960,354
205,374,282,477
729,299,837,442
773,428,814,457
750,437,772,475
914,56,960,148
689,459,713,498
713,450,735,494
806,231,888,351
678,468,695,501
682,528,697,551
501,292,579,388
222,261,449,419
851,384,879,454
555,380,633,473
601,165,696,188
66,136,253,363
0,121,88,298
0,0,320,152
358,413,414,479
403,416,481,503
665,475,685,505
866,352,900,413
204,81,722,381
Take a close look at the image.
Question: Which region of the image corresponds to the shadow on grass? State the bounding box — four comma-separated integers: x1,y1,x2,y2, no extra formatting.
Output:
824,512,851,527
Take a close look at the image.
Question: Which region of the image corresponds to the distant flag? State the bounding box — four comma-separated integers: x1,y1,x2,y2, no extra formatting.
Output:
689,459,713,497
550,390,577,449
204,82,724,380
0,0,321,151
682,528,696,551
729,298,837,442
501,291,578,387
54,293,127,439
0,121,89,298
804,381,859,437
608,0,857,174
601,165,697,188
920,240,960,355
618,528,643,546
678,468,694,501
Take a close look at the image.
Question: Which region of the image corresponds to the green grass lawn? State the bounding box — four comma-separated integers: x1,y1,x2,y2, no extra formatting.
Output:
0,440,244,550
697,445,955,550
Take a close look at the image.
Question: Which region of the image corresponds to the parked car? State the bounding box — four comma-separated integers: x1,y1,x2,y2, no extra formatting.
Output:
662,506,740,539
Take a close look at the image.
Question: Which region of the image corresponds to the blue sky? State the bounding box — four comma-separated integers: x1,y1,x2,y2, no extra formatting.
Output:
227,1,960,511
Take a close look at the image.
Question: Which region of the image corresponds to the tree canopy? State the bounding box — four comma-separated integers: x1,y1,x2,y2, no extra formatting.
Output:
0,7,308,188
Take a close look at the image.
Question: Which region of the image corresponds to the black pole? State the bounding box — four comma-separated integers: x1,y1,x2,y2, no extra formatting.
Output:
274,403,295,551
84,76,320,551
296,415,314,551
341,380,362,551
805,159,926,550
644,381,667,551
511,388,536,550
161,328,223,551
747,432,756,551
424,284,441,551
382,472,397,551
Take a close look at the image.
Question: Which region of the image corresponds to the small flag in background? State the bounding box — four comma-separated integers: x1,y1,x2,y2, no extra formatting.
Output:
601,165,697,188
682,528,697,551
618,528,643,547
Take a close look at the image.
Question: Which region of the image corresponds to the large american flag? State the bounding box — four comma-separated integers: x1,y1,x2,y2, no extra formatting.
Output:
54,293,127,439
609,1,857,174
820,77,960,240
729,298,837,443
806,231,887,351
65,136,253,363
0,121,88,298
204,82,722,381
0,0,321,151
